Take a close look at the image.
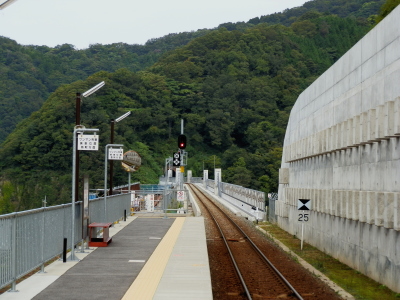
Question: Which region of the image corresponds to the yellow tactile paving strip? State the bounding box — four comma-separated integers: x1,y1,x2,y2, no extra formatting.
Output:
122,217,186,300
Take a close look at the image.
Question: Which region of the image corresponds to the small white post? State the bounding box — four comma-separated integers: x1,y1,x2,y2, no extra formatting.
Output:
301,221,304,250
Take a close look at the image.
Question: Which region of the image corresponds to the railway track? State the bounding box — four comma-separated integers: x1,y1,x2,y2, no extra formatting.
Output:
188,184,303,300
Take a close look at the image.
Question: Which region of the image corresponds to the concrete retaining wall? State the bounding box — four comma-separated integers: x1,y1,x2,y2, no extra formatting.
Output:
278,6,400,292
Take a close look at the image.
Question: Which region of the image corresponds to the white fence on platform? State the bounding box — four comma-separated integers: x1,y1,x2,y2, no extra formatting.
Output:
0,193,130,292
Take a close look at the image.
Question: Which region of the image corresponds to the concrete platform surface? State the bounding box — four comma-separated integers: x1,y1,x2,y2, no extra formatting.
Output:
0,215,212,300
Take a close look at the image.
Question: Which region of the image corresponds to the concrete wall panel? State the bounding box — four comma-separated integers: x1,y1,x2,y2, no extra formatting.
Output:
279,6,400,292
395,194,400,231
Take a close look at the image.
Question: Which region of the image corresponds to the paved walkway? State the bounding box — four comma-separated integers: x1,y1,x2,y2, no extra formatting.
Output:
0,215,212,300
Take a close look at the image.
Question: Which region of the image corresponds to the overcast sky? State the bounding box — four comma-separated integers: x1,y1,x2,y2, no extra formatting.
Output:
0,0,307,49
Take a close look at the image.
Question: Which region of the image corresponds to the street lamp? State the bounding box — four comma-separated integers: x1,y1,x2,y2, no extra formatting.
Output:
82,81,105,97
0,0,18,10
75,81,105,203
71,81,104,261
109,111,131,195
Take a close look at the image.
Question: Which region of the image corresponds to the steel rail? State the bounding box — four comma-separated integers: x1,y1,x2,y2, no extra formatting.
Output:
188,184,304,300
188,184,252,299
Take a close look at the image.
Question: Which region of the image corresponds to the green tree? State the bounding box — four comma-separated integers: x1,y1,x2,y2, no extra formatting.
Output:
291,20,318,37
223,157,253,188
375,0,400,23
0,181,14,214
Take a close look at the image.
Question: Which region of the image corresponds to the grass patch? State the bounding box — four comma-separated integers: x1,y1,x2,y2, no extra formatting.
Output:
258,222,399,300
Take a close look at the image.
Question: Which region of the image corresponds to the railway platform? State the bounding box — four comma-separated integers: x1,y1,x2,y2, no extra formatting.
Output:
0,214,212,300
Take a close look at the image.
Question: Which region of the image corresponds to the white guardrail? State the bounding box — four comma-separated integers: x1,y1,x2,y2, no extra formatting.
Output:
204,179,266,221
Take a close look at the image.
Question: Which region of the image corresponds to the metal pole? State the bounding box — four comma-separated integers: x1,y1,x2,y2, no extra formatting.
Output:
165,158,168,184
10,213,17,292
181,119,184,134
75,93,81,206
81,175,89,253
70,128,78,261
104,144,124,223
301,221,304,250
128,172,131,194
166,158,171,185
109,120,115,195
63,238,67,263
71,127,99,261
72,92,81,262
39,206,46,273
163,189,168,219
104,145,108,223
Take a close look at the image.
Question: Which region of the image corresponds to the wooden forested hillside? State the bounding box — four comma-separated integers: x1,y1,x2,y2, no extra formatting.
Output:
0,31,212,143
0,0,386,212
0,0,384,143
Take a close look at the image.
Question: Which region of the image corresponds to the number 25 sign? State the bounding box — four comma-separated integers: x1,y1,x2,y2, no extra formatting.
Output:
298,199,311,222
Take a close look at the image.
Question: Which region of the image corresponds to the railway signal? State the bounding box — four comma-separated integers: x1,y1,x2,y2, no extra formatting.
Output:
178,134,186,149
173,152,181,167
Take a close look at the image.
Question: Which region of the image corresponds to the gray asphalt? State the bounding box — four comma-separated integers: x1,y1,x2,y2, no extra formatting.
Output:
32,218,175,300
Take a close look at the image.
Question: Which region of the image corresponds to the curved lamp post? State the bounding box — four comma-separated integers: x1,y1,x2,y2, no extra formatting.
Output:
109,111,131,195
0,0,18,10
71,81,105,261
75,81,105,202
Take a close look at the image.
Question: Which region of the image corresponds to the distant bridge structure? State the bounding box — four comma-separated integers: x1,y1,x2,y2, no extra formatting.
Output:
278,6,400,293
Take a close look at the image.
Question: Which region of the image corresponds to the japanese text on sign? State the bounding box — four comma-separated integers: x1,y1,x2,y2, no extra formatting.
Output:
108,148,123,160
78,134,99,151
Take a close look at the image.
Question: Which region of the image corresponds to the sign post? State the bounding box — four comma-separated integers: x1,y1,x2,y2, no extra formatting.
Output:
71,127,99,261
104,144,123,222
298,199,311,250
121,150,141,194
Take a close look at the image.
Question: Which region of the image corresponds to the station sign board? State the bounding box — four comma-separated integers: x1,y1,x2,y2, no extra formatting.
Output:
77,134,99,151
108,147,123,160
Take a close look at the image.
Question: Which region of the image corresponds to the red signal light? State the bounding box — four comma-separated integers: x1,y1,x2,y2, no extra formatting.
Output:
178,135,186,149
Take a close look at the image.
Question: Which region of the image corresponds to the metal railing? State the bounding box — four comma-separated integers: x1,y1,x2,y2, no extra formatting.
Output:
0,193,130,292
220,182,265,212
268,193,278,223
131,188,187,214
